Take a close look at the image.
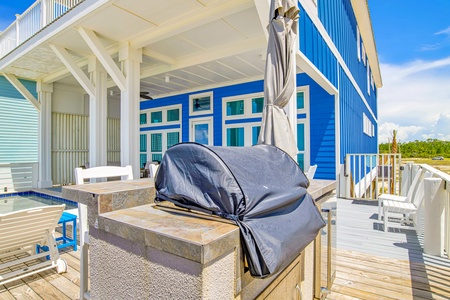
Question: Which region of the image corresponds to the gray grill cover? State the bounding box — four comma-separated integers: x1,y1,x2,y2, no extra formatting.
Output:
155,143,325,278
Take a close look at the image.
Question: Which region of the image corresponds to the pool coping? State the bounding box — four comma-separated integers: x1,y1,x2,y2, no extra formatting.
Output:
0,190,78,208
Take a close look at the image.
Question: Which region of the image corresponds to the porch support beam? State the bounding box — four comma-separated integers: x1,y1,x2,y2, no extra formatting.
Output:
78,27,126,91
37,81,53,188
131,0,255,49
49,43,96,98
2,73,41,111
119,43,142,178
88,57,108,168
142,49,176,66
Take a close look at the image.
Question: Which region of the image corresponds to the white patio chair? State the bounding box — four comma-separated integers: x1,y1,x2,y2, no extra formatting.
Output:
0,205,67,285
377,168,423,220
306,164,317,180
144,161,160,178
74,165,133,300
383,171,431,232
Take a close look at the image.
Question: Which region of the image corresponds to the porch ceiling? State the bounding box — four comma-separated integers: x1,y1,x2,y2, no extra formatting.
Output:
0,0,270,99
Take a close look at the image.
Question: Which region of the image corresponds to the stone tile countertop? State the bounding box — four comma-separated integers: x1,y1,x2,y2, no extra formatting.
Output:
62,178,335,264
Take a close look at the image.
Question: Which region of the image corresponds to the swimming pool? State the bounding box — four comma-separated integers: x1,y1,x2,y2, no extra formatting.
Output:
0,192,77,214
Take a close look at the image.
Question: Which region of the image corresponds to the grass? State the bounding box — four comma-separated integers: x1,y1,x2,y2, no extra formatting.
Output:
403,157,450,175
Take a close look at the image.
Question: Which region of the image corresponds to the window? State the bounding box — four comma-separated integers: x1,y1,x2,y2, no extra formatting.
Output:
190,117,213,145
296,86,310,171
252,97,264,113
227,127,245,146
227,100,244,116
140,104,182,163
297,92,305,110
222,93,264,147
151,111,163,123
190,92,213,115
140,113,147,125
363,113,374,137
367,65,371,95
167,108,180,122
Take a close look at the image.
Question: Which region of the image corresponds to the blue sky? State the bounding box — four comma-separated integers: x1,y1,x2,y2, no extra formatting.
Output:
368,0,450,143
1,1,449,143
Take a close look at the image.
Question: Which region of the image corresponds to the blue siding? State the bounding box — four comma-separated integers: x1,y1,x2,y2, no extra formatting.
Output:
140,76,336,180
299,4,338,88
298,74,336,180
318,0,377,114
339,66,378,164
0,76,38,163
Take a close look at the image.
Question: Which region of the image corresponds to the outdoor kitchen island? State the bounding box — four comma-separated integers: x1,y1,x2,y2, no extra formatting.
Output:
62,178,335,300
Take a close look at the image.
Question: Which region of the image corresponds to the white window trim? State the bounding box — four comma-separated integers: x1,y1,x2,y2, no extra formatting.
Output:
189,91,213,116
222,122,262,147
362,44,366,66
296,85,311,170
367,65,371,96
296,86,310,114
140,104,182,127
190,117,213,145
222,92,264,120
148,129,182,161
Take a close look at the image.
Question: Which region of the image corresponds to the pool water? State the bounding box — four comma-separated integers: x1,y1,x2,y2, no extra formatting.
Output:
0,193,77,214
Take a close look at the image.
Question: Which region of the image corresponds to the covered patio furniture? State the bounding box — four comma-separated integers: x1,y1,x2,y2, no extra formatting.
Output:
155,142,325,278
0,205,67,285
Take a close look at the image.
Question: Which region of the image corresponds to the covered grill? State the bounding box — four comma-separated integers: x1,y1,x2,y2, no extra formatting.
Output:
155,143,325,278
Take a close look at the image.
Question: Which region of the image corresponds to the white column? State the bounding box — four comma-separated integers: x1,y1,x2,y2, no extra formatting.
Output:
37,82,53,188
424,178,445,256
119,43,142,178
88,57,108,168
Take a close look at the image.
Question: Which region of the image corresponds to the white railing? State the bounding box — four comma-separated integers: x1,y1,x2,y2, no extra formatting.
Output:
342,153,402,200
0,0,84,59
419,164,450,258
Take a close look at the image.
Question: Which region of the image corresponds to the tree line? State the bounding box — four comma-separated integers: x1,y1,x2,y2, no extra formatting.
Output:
379,139,450,158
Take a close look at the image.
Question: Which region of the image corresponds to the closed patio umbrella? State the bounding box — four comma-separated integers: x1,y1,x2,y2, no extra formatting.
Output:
258,0,299,159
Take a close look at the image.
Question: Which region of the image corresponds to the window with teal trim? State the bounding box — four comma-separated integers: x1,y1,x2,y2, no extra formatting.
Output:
140,113,147,125
226,100,244,116
297,92,304,110
252,126,261,145
167,132,179,148
152,154,163,162
167,108,180,122
227,128,244,146
151,111,163,123
251,97,264,114
140,154,147,169
140,134,147,151
151,133,162,152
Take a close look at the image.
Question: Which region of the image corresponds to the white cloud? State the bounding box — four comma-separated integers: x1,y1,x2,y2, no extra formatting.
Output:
378,122,424,144
435,26,450,36
378,57,450,142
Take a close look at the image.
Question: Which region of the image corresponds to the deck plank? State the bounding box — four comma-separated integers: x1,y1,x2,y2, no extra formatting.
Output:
326,198,450,300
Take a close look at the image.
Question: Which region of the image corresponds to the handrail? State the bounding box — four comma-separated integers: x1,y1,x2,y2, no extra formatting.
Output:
0,0,84,59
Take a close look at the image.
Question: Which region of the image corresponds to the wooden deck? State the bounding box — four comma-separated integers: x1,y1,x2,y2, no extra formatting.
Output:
1,197,449,299
0,249,84,300
328,198,450,300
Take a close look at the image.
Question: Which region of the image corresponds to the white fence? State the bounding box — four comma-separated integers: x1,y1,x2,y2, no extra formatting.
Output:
0,0,84,58
51,112,120,185
341,153,402,200
0,163,38,193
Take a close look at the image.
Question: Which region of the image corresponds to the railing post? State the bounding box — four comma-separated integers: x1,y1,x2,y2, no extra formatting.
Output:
424,178,446,256
15,14,20,46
